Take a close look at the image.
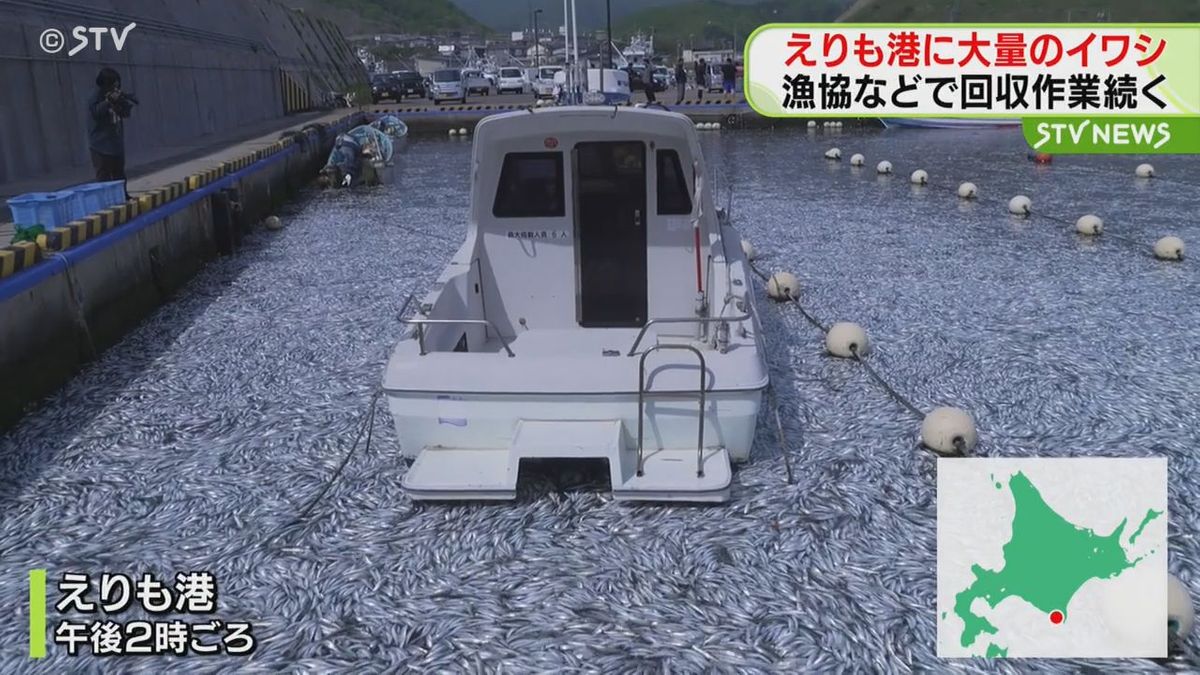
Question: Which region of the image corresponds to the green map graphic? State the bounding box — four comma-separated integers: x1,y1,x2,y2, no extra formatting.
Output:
953,471,1162,655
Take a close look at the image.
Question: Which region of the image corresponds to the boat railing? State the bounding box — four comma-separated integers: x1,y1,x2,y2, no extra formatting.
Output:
402,318,516,357
637,343,707,478
626,311,752,357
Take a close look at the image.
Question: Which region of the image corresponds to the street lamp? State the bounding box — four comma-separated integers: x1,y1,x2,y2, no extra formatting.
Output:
533,8,543,69
606,0,613,69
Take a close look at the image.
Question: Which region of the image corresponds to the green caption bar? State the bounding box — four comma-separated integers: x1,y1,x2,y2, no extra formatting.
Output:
1022,116,1200,154
29,569,46,659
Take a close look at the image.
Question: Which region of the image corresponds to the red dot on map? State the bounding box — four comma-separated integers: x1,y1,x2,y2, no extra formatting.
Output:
1049,610,1064,625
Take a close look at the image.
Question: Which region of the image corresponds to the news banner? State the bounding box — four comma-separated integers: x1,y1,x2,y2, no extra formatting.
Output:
744,24,1200,154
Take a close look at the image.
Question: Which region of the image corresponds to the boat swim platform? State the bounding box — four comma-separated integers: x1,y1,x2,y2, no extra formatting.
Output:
402,420,733,503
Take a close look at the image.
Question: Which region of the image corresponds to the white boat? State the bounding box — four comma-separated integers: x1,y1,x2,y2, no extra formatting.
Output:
384,106,768,503
622,32,655,62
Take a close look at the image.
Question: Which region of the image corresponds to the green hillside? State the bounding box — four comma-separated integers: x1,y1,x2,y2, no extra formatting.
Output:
839,0,1200,22
614,0,851,55
293,0,488,36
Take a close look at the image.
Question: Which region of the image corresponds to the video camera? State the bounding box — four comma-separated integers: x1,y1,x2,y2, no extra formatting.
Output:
111,91,139,118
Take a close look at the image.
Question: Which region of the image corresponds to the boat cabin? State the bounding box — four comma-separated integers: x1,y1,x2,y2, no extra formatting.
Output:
385,106,767,502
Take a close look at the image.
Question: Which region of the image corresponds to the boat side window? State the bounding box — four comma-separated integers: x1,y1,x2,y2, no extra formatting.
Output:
656,149,692,215
492,152,565,218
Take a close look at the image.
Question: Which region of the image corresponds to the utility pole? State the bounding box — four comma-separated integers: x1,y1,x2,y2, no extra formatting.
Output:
606,0,613,69
533,8,542,69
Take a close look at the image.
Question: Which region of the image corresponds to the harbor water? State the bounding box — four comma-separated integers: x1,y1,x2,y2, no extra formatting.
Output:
1,125,1198,672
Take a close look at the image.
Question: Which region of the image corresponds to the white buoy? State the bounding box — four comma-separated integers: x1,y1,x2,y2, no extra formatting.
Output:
1075,214,1103,236
825,322,869,358
766,272,800,301
807,120,817,128
740,239,757,261
876,160,893,175
458,127,468,135
1154,236,1185,260
824,147,842,160
1136,163,1156,178
714,122,722,130
957,182,978,199
921,407,978,455
910,169,929,185
1169,574,1195,640
448,128,458,136
1008,195,1032,215
264,215,283,231
849,153,865,167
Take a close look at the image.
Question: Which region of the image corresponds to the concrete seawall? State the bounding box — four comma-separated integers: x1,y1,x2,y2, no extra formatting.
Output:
0,0,366,193
0,110,365,430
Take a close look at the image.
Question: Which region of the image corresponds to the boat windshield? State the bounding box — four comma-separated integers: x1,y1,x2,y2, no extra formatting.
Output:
432,70,460,83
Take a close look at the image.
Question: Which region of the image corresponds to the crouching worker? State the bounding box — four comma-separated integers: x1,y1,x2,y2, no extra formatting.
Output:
317,125,394,188
317,134,363,188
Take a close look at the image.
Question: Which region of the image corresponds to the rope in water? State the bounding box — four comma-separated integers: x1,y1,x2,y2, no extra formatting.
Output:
912,176,1172,255
747,260,964,457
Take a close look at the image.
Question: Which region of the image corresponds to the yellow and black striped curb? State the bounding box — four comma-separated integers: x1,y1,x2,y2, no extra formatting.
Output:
0,241,41,278
5,118,348,278
34,200,141,253
184,166,226,192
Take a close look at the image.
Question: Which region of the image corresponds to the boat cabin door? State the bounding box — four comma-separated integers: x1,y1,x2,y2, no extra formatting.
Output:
573,141,648,327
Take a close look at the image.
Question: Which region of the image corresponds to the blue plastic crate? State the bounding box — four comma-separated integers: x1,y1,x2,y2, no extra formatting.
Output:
101,180,125,208
56,189,86,222
6,192,68,228
71,180,125,215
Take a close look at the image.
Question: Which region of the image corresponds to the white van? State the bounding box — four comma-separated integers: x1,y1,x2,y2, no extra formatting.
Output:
498,67,527,95
706,63,724,93
534,66,562,99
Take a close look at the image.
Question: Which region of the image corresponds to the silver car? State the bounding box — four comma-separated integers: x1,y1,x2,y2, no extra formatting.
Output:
497,67,527,95
428,69,466,104
461,69,491,96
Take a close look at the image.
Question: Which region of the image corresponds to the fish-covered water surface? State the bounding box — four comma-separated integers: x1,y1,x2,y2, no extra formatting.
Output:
1,125,1198,672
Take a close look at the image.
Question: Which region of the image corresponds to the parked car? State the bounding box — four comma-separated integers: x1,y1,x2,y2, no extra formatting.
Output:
652,66,673,91
370,74,404,103
461,69,491,96
533,66,562,99
706,63,725,93
389,70,426,99
427,69,467,104
497,67,527,95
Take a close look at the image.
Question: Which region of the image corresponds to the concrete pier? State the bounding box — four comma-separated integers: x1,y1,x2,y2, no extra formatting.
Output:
0,110,364,429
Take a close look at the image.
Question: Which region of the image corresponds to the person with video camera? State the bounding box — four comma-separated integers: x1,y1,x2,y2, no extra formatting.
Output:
88,67,137,195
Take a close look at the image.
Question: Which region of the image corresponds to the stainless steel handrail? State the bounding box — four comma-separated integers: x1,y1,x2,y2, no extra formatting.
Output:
637,344,707,478
626,312,752,356
401,318,516,357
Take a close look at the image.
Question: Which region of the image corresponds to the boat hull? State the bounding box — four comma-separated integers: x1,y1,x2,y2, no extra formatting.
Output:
386,388,763,464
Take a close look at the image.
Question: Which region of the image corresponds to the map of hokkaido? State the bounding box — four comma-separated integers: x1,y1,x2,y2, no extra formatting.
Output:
937,458,1167,658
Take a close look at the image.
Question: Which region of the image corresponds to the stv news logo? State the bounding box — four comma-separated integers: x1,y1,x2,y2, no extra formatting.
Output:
39,23,136,56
